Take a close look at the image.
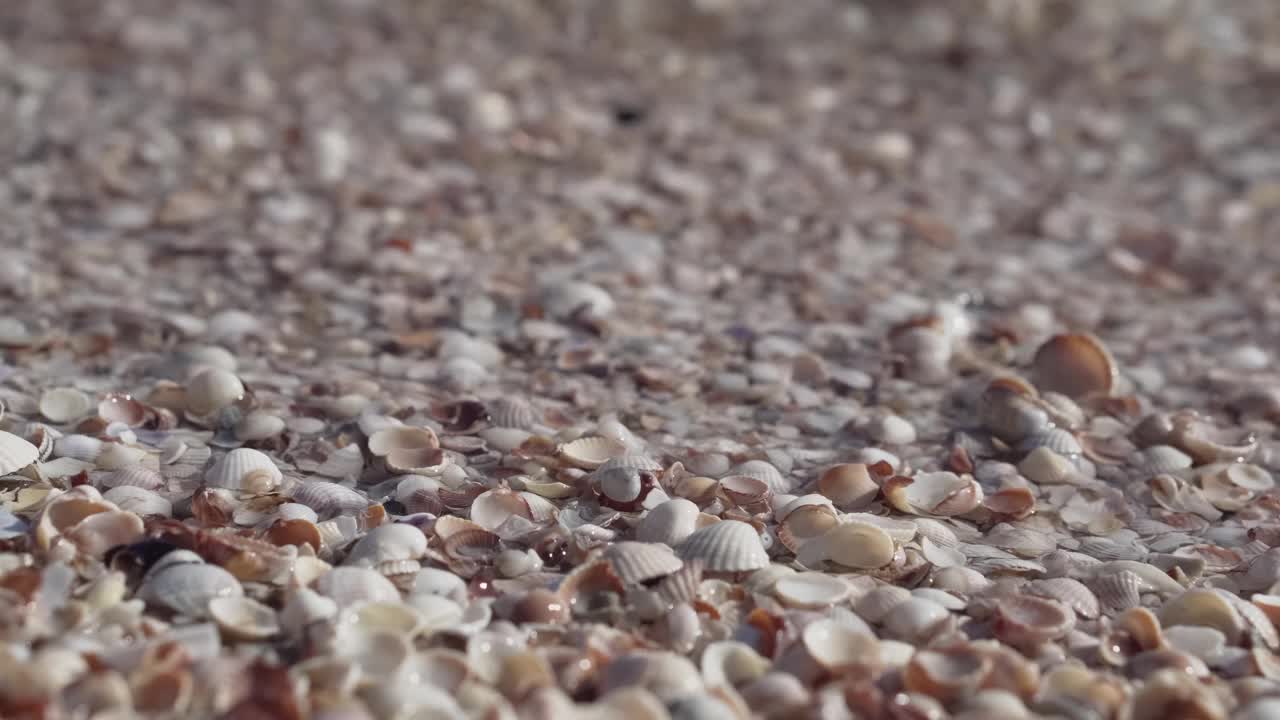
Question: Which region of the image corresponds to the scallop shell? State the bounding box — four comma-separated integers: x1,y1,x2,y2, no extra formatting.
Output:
728,460,788,495
208,595,280,640
102,486,172,517
604,541,684,584
1140,445,1194,476
487,397,540,430
185,368,245,416
882,472,984,516
718,474,771,507
677,520,769,572
636,498,700,546
1030,332,1117,399
291,480,370,518
367,426,439,457
775,618,879,685
139,561,243,617
205,448,282,492
314,566,402,608
883,597,951,642
1091,570,1144,612
558,436,628,470
39,388,93,424
1024,578,1099,619
102,465,165,491
1017,428,1083,457
345,523,428,567
53,433,103,463
94,442,148,471
0,431,40,475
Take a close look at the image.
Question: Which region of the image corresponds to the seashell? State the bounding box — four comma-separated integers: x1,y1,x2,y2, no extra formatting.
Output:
1215,462,1274,492
597,466,644,503
0,430,42,474
903,644,992,704
542,281,615,320
39,387,93,423
637,499,701,543
26,424,57,462
314,566,401,608
718,474,771,507
603,541,683,585
345,523,427,568
677,520,769,573
983,487,1037,519
992,595,1075,648
1123,668,1226,720
61,508,145,558
367,426,439,457
772,572,850,609
656,559,703,607
385,446,449,475
883,597,950,642
597,652,702,704
470,487,536,531
796,521,896,570
1160,588,1244,643
102,465,165,491
817,463,878,509
1017,447,1079,485
1162,625,1225,663
882,472,983,516
912,587,967,611
1149,474,1221,521
1094,560,1186,595
205,448,281,493
920,536,966,568
314,444,365,479
139,560,243,617
230,411,283,442
94,442,149,471
558,437,628,470
855,585,913,623
208,595,279,640
1168,410,1258,465
103,486,172,517
1017,428,1082,457
185,368,245,416
843,513,919,543
1024,578,1099,619
775,618,879,685
53,433,104,462
1092,570,1144,612
978,383,1051,445
700,641,771,690
265,518,323,551
738,673,810,716
1030,332,1117,399
728,460,788,494
291,480,370,518
443,528,501,562
494,548,543,578
928,566,991,594
775,494,837,522
487,397,540,430
983,524,1058,558
777,504,839,554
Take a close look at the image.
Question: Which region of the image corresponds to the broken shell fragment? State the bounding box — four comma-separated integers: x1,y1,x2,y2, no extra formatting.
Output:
882,472,983,516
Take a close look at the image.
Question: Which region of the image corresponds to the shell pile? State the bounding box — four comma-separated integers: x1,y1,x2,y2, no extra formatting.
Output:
4,1,1280,719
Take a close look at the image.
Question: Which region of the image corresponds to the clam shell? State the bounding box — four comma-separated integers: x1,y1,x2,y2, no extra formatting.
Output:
102,465,165,492
883,597,950,642
385,446,449,475
718,474,771,506
604,541,683,584
234,411,285,441
205,448,282,492
345,523,428,567
39,388,93,423
208,595,279,640
314,566,402,608
0,431,40,475
1030,332,1117,399
185,368,245,416
597,466,643,503
636,498,700,546
797,521,896,570
776,618,879,684
772,572,850,609
558,436,628,470
367,426,439,457
993,595,1075,647
102,486,173,517
903,644,992,704
1159,589,1244,643
979,384,1051,444
816,464,878,510
883,472,983,516
470,488,535,531
291,480,370,518
677,520,769,572
1017,447,1079,485
1024,578,1099,619
1017,428,1083,457
139,562,243,617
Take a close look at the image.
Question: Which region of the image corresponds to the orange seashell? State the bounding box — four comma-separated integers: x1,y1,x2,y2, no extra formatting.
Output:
1031,333,1117,399
265,519,322,552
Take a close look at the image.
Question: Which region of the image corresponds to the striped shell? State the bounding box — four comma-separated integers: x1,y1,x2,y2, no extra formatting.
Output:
677,520,769,572
487,397,540,430
1017,428,1083,457
139,561,243,618
205,448,282,492
103,486,173,517
0,431,40,475
604,541,684,584
53,434,104,463
101,465,165,492
728,460,788,494
291,480,370,518
1025,577,1100,619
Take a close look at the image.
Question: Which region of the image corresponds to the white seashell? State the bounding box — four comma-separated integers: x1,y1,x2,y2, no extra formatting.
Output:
842,513,919,543
385,446,450,475
604,541,683,584
470,488,534,531
314,444,365,480
882,598,950,642
208,595,279,640
1017,447,1079,485
101,465,165,491
368,426,438,457
558,436,628,470
927,566,991,594
410,568,468,604
773,572,850,609
185,368,245,416
920,536,966,568
280,587,338,636
1017,428,1082,457
882,472,983,516
636,498,700,546
277,503,319,523
0,431,40,474
53,434,104,462
1159,588,1244,643
293,481,370,519
205,448,282,492
677,520,769,572
139,562,243,618
495,548,543,578
817,464,878,510
699,641,770,690
1162,625,1225,663
728,460,788,494
486,397,540,429
542,281,614,320
776,494,836,522
314,566,401,608
38,388,93,423
102,486,172,517
597,466,643,503
1094,561,1185,595
479,427,531,453
1139,445,1194,476
797,521,896,570
345,523,427,568
93,442,148,471
234,411,285,441
1217,463,1274,492
775,618,879,686
1025,577,1100,619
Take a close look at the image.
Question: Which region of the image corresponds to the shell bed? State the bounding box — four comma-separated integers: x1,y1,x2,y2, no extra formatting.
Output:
3,1,1280,719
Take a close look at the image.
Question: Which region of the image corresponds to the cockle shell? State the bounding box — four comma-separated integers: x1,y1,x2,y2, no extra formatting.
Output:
314,444,365,480
1159,589,1244,643
291,480,371,518
487,397,541,430
1030,332,1117,399
205,448,281,493
53,434,104,462
139,560,243,618
775,619,879,685
636,498,701,547
1024,578,1100,619
883,597,951,642
39,387,93,423
185,368,245,416
882,472,983,516
604,541,683,585
772,572,850,609
677,520,769,572
729,460,788,494
208,595,279,640
597,466,644,503
103,486,173,517
0,431,40,474
903,644,992,704
992,595,1075,647
1017,447,1079,485
102,465,166,491
718,474,771,507
234,411,285,441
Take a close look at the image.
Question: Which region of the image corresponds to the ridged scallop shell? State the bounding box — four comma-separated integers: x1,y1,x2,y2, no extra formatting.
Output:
102,486,173,517
53,434,103,463
0,431,40,475
314,444,365,480
883,472,983,516
1140,445,1194,476
604,541,684,584
487,397,540,430
728,460,788,495
291,480,370,518
345,523,428,567
367,426,439,457
677,520,769,572
185,368,245,416
205,448,282,492
1024,578,1099,619
636,498,700,546
39,388,93,424
139,561,243,617
1017,428,1082,457
314,566,402,608
558,436,628,470
102,465,165,491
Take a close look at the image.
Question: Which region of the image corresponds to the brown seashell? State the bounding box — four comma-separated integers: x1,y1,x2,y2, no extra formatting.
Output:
442,528,501,562
265,519,322,552
1122,668,1226,720
817,464,879,510
1030,332,1117,399
982,487,1036,520
993,595,1075,648
510,588,571,624
718,474,771,508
